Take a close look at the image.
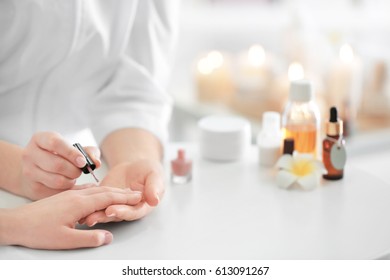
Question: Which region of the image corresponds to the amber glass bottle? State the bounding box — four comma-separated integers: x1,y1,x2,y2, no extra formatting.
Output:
322,107,346,180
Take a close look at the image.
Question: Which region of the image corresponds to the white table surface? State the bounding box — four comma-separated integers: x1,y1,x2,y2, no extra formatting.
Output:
1,142,390,260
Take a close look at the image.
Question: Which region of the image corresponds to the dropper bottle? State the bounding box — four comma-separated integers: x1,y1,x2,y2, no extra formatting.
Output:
322,107,347,180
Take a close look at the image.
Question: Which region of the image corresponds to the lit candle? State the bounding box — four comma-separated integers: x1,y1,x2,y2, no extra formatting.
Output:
195,50,234,104
288,62,305,81
269,61,305,112
327,44,363,135
235,44,272,95
228,45,276,118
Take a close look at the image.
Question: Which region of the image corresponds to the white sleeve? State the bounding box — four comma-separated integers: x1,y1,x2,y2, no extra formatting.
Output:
88,0,180,147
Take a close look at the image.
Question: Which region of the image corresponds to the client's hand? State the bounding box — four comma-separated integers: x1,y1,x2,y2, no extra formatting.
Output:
0,185,142,249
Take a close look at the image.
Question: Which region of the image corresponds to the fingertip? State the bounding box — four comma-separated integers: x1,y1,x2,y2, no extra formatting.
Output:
105,205,129,220
97,231,113,246
85,146,101,168
105,208,116,218
84,219,96,227
76,156,87,168
144,191,161,207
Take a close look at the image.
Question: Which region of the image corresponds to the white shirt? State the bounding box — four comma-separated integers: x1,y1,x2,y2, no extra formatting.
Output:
0,0,179,146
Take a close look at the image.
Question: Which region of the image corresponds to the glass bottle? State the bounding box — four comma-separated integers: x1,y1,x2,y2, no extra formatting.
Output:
323,107,346,180
171,149,192,184
281,79,320,157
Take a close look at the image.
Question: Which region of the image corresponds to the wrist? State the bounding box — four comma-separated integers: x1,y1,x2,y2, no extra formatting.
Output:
0,141,26,197
0,208,19,246
101,128,163,167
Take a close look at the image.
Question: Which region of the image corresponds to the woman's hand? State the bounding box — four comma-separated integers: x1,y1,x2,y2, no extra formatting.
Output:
21,131,101,200
0,185,142,249
81,159,165,226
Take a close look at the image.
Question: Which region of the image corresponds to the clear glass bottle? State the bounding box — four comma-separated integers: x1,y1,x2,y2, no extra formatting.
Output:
281,79,320,157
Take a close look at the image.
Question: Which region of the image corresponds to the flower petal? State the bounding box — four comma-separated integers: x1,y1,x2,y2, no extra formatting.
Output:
275,154,294,170
313,160,327,174
296,173,321,191
276,170,298,189
293,152,316,161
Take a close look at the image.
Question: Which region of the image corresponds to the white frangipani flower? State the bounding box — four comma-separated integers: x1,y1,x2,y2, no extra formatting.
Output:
276,153,327,190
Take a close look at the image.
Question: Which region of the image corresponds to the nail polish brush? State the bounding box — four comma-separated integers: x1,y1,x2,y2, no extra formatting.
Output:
73,143,99,183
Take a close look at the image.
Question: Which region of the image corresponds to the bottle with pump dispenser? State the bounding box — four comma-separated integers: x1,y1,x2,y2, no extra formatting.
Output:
281,79,320,156
257,111,282,167
322,107,346,180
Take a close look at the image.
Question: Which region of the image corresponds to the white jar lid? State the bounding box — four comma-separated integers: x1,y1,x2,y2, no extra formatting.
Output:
198,115,251,161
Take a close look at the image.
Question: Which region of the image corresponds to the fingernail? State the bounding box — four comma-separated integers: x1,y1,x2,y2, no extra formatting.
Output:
99,232,113,245
89,221,97,227
155,194,160,204
76,156,86,167
106,212,116,218
103,232,113,245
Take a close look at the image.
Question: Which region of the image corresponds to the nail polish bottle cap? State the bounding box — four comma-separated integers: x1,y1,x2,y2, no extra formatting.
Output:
177,149,185,160
171,148,192,176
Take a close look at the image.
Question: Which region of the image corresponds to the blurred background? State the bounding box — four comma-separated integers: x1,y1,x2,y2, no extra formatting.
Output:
167,0,390,150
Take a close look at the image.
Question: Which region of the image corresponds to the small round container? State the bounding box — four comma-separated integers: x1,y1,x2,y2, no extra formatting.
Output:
198,115,251,161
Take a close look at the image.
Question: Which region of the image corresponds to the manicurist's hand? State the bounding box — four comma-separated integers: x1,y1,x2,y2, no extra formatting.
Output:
21,131,101,200
0,185,143,249
81,159,165,226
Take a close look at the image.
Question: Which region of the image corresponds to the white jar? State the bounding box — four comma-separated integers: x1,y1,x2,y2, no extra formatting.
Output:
198,115,251,161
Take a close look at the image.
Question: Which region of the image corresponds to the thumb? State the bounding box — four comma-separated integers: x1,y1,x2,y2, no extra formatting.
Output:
64,229,113,249
84,146,102,169
144,171,164,207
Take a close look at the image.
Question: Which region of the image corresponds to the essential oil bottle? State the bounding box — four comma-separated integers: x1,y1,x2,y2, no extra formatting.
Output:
322,107,347,180
282,79,320,156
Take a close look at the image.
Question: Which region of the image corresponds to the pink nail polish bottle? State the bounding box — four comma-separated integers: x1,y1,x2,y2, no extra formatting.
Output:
171,149,192,184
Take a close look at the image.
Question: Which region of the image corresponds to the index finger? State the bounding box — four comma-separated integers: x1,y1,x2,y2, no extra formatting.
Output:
35,131,86,168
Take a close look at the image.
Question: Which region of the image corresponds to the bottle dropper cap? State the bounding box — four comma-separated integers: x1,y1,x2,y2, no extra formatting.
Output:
325,107,343,136
283,138,295,155
289,79,313,102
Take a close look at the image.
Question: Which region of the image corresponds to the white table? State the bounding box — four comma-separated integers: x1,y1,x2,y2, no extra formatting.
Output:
1,143,390,260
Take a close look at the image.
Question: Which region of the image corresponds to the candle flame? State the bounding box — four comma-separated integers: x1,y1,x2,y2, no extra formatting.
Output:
198,51,224,75
339,44,354,63
288,62,304,81
207,51,224,69
197,57,213,75
248,45,265,67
